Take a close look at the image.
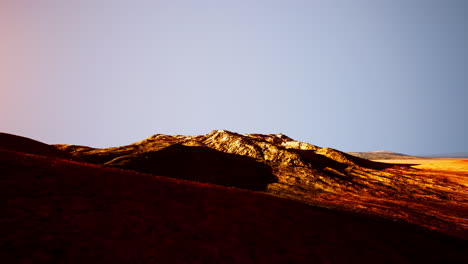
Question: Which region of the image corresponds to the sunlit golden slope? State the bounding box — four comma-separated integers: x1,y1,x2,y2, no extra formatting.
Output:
374,158,468,172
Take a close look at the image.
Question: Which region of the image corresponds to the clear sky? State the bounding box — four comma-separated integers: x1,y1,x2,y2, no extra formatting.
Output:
1,0,467,155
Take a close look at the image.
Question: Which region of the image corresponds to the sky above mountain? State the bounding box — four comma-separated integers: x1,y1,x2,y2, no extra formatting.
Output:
1,0,467,155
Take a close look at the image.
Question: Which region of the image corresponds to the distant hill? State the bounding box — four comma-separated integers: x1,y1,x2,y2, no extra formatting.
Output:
423,153,468,158
347,151,420,160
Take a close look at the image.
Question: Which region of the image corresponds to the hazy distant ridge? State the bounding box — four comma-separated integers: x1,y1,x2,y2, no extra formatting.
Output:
347,151,420,160
422,153,468,158
349,151,468,160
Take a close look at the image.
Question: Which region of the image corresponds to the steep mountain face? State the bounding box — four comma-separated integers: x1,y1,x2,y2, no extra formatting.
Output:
56,130,468,237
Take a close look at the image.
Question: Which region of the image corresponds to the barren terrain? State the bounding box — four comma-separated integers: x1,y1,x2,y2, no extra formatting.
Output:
53,130,468,238
1,131,467,263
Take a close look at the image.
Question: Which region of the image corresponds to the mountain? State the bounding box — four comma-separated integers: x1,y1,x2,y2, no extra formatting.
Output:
55,130,468,238
347,150,420,160
1,144,467,263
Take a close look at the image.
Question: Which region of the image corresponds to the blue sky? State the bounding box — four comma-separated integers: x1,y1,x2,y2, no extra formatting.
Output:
1,0,467,155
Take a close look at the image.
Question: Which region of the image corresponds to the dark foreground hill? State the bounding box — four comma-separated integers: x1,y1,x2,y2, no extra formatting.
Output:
56,130,468,237
0,133,72,159
1,148,467,263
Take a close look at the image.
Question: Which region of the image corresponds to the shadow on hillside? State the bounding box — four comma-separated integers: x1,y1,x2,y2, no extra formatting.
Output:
297,150,349,171
291,148,394,173
344,154,396,170
105,144,277,191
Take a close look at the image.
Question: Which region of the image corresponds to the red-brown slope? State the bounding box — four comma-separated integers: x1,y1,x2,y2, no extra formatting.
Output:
1,149,466,263
0,132,72,159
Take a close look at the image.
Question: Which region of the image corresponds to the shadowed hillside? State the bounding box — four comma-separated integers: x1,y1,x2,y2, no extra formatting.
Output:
105,144,276,191
56,130,468,238
0,133,72,159
1,149,467,263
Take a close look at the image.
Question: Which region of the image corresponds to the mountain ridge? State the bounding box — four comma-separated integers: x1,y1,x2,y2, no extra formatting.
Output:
347,150,420,160
54,130,468,237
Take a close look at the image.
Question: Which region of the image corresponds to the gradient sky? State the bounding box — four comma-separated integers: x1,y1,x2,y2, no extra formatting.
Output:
1,0,467,155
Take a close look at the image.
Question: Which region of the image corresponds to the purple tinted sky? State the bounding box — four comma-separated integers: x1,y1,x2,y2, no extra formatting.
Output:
1,0,467,155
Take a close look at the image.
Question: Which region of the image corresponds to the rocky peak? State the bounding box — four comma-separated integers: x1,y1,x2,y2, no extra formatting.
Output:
200,130,310,167
129,130,354,168
205,130,245,142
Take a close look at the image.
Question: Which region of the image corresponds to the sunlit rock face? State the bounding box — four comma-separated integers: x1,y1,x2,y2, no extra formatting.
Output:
56,130,468,238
